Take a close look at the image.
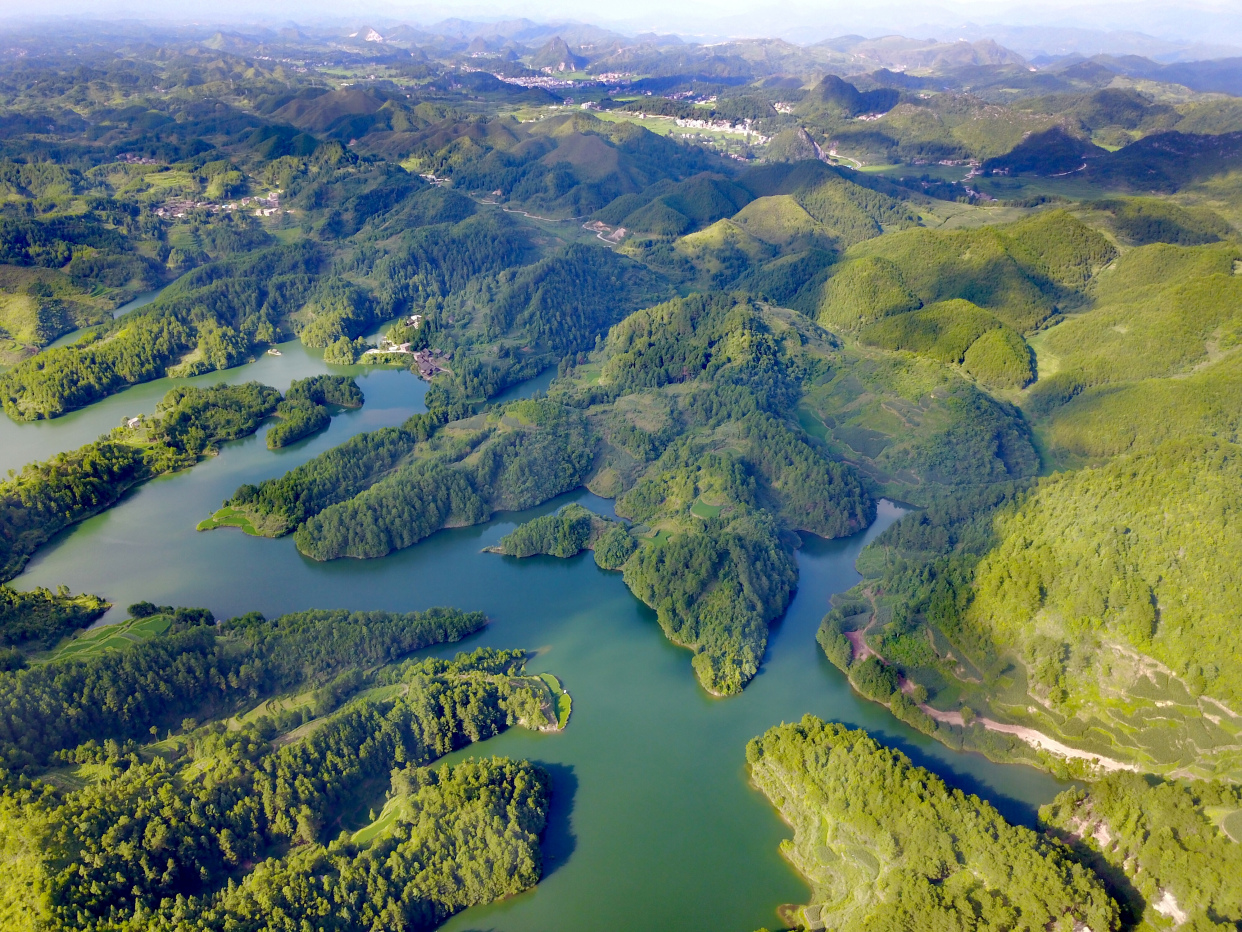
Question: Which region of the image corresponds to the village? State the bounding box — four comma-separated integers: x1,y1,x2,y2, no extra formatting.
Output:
153,190,281,220
362,314,453,380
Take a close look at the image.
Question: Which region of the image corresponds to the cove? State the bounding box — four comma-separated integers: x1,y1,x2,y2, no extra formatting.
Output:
9,366,1070,932
0,331,401,477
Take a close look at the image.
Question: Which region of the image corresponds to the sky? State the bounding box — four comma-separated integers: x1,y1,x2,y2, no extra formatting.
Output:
2,0,1241,50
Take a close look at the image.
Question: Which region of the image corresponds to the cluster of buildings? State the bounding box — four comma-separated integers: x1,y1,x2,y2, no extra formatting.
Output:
153,191,281,220
671,116,770,144
362,339,452,380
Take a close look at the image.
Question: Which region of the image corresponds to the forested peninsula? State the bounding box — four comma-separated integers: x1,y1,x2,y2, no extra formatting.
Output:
0,603,567,930
748,717,1119,931
1,377,360,588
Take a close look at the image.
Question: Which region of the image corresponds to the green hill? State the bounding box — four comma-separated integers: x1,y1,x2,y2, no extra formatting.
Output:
813,210,1117,334
858,298,1035,389
730,195,831,248
1027,241,1242,419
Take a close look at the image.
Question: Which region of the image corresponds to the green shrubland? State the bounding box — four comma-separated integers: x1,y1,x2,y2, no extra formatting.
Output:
962,326,1036,389
833,437,1242,777
814,255,921,329
798,350,1039,499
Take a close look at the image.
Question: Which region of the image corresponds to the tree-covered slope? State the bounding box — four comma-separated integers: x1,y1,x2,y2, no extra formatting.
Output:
294,399,596,561
962,438,1242,774
748,717,1119,932
811,210,1117,335
824,437,1242,779
0,619,562,932
0,244,321,420
1027,241,1242,426
1041,773,1242,930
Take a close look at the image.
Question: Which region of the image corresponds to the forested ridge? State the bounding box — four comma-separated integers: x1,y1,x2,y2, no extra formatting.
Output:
0,244,322,420
295,399,597,561
0,605,486,771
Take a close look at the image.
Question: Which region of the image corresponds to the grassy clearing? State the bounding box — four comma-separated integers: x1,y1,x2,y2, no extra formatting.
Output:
197,506,261,535
351,794,412,846
538,672,572,729
40,761,117,792
233,689,318,728
42,613,172,663
690,500,723,519
1220,809,1242,843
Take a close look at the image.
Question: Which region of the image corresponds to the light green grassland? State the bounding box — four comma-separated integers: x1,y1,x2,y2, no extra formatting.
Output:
40,613,172,663
690,500,723,519
539,672,572,729
197,506,262,535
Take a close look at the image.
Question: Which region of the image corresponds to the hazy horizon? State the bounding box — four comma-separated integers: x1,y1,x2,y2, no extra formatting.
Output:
2,0,1241,52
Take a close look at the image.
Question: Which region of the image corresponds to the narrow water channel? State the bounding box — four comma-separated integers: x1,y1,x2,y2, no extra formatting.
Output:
7,360,1070,932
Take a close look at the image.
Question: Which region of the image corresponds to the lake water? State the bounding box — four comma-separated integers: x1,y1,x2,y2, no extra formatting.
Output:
5,356,1070,932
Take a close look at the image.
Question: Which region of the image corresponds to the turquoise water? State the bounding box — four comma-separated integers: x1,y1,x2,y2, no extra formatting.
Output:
6,359,1070,931
0,337,399,477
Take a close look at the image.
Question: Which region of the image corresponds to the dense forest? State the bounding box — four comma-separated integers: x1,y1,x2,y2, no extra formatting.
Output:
496,502,606,558
748,716,1119,931
0,601,563,931
1,16,1241,930
1041,773,1242,929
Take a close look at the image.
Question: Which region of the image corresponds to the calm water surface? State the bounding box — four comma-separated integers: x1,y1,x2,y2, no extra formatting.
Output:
7,359,1069,932
0,337,390,476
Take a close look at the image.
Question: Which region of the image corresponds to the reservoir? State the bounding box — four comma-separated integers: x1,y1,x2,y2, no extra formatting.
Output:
7,357,1069,932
